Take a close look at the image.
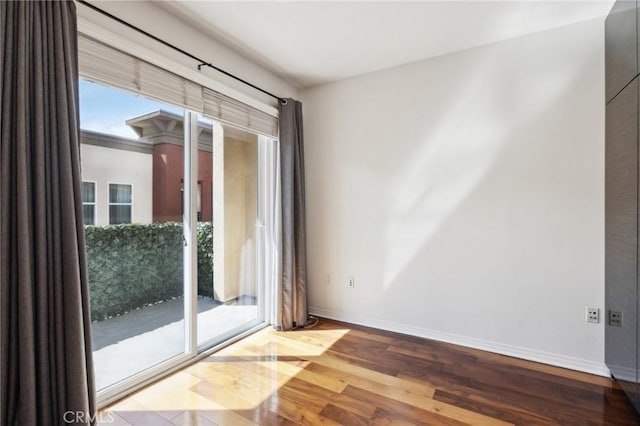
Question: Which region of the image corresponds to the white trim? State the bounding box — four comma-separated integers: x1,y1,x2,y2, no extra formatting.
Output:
257,139,267,323
257,135,279,325
76,16,279,119
107,182,133,224
184,111,198,355
309,306,611,377
211,121,225,303
81,180,97,225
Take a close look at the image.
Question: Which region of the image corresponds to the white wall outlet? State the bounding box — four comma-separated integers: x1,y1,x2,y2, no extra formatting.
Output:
586,307,599,323
326,274,332,285
347,276,355,288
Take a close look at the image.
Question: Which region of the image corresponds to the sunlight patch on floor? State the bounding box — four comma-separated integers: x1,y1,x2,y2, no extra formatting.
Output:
103,327,350,414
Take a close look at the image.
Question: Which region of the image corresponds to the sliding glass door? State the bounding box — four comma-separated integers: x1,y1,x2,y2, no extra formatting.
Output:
196,119,265,347
79,78,275,402
80,79,189,392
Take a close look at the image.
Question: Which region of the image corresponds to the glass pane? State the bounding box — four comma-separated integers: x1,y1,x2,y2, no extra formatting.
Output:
83,205,95,226
109,184,132,204
109,205,132,225
82,181,95,203
197,119,261,347
80,79,186,392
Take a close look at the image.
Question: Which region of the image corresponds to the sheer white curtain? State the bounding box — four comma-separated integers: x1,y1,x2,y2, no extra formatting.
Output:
258,135,282,327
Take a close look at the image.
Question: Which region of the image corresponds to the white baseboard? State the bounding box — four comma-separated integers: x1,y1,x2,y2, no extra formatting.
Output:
309,306,611,377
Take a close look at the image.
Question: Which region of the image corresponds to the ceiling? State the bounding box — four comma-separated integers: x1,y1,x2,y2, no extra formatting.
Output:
159,1,614,89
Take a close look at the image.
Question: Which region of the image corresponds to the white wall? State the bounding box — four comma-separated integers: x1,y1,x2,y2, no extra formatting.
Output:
301,19,607,374
80,144,153,226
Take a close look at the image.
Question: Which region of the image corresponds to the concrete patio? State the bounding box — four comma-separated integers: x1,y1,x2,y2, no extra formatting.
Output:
92,297,257,390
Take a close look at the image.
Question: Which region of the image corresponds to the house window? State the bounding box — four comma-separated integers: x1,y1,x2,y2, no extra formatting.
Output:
109,183,132,224
82,181,96,225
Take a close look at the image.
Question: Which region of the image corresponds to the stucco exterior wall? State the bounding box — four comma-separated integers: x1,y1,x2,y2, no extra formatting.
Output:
213,127,258,302
80,144,153,226
224,134,258,300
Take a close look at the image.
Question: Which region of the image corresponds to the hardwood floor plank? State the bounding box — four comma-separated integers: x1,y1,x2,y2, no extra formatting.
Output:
189,379,264,420
266,396,342,426
444,363,609,410
97,411,133,426
369,406,467,426
191,358,292,396
315,319,427,345
257,336,434,395
328,328,397,345
237,339,434,404
196,409,258,426
399,360,614,422
433,387,561,425
114,410,175,426
101,318,640,425
474,356,614,388
304,362,434,409
388,343,479,368
169,411,216,426
430,380,628,426
471,356,616,394
342,384,511,426
275,377,341,414
410,373,583,423
318,404,369,426
395,335,614,388
206,349,348,394
267,332,402,376
118,371,226,417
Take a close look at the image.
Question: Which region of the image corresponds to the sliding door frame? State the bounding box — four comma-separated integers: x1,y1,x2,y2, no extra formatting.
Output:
95,113,277,408
77,20,280,407
185,111,199,354
96,110,198,407
195,120,273,351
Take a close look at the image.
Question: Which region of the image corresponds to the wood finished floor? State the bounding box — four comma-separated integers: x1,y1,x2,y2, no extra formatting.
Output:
100,318,640,425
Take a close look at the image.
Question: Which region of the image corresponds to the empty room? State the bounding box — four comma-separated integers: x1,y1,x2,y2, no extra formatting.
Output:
2,0,640,425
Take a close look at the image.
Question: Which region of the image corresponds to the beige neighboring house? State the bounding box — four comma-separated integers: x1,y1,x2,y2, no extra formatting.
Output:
80,129,154,226
79,110,214,226
79,111,258,303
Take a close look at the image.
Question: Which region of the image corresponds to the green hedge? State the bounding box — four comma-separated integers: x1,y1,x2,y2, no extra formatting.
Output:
197,222,214,298
85,222,214,321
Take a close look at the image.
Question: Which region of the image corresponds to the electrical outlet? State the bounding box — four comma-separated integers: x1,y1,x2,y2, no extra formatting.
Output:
347,276,355,288
586,307,599,323
326,274,332,285
609,310,623,327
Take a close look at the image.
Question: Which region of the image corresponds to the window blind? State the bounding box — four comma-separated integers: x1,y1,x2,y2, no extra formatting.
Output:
203,88,279,138
78,35,203,112
78,34,279,138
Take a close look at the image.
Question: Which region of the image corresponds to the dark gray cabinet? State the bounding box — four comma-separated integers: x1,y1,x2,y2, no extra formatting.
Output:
606,0,640,413
605,77,638,407
605,0,637,103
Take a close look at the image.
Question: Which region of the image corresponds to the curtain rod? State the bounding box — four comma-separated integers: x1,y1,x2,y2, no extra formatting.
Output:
76,0,286,104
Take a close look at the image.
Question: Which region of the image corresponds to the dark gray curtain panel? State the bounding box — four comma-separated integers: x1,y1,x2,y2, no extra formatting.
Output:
277,99,308,330
0,2,96,425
